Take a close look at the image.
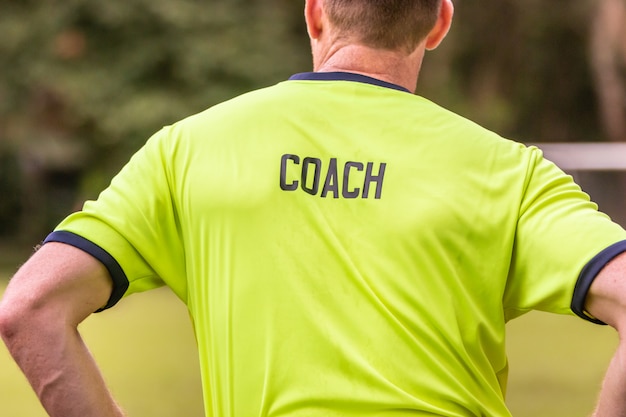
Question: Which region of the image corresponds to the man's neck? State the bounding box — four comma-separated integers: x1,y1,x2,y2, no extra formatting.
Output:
313,43,426,93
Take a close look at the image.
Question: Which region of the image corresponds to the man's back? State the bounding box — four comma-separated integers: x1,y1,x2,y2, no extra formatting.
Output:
4,2,626,416
54,73,626,416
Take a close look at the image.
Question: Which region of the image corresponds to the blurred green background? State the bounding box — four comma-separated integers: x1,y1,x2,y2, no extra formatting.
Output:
1,0,625,415
1,0,625,241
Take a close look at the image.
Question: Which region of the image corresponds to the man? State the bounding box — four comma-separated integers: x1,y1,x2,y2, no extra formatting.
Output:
1,0,626,416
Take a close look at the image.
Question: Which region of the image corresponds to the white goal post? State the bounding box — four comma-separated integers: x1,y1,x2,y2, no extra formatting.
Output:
530,143,626,171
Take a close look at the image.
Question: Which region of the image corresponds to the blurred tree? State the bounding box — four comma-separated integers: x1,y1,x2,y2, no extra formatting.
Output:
590,0,626,143
0,0,310,240
420,0,602,143
0,0,623,240
1,0,310,165
583,0,626,227
419,0,626,226
0,152,21,237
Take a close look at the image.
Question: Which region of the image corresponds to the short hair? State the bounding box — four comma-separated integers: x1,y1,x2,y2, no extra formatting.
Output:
324,0,442,53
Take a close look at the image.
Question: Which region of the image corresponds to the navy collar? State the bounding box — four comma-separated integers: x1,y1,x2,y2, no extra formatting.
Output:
289,72,411,94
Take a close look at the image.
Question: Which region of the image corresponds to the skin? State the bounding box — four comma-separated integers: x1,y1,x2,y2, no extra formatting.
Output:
0,1,624,416
305,0,454,93
0,242,125,417
585,252,626,417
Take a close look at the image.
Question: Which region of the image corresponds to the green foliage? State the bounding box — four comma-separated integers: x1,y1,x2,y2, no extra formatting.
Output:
418,0,600,143
0,0,614,240
0,0,310,162
0,153,21,237
0,0,310,237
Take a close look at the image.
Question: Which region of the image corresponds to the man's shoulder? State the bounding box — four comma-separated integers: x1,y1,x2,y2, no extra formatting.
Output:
178,82,293,127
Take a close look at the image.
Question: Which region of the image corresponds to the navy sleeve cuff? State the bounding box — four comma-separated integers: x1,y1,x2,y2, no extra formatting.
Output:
43,230,130,312
571,240,626,325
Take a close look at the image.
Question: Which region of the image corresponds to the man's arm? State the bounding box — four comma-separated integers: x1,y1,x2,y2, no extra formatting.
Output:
0,242,126,417
584,251,626,417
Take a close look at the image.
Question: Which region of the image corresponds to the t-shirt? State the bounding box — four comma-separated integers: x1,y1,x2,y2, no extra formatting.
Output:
46,72,626,416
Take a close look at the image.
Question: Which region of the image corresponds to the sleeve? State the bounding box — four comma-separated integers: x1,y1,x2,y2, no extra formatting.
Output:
47,126,188,309
503,148,626,322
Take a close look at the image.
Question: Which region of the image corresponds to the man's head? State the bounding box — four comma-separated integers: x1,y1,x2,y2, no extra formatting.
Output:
304,0,453,91
323,0,443,54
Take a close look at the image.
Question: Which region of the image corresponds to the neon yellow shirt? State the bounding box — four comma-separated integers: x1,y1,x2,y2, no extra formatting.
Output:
48,72,626,416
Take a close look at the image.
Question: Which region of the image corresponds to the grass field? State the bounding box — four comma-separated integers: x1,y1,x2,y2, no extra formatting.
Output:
0,264,617,417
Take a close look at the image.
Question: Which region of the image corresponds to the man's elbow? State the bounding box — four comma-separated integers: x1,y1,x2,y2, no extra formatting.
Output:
0,294,51,351
0,298,29,347
0,308,14,341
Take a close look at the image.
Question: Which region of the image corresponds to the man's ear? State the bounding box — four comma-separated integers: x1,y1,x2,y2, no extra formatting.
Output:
425,0,454,51
305,0,325,40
